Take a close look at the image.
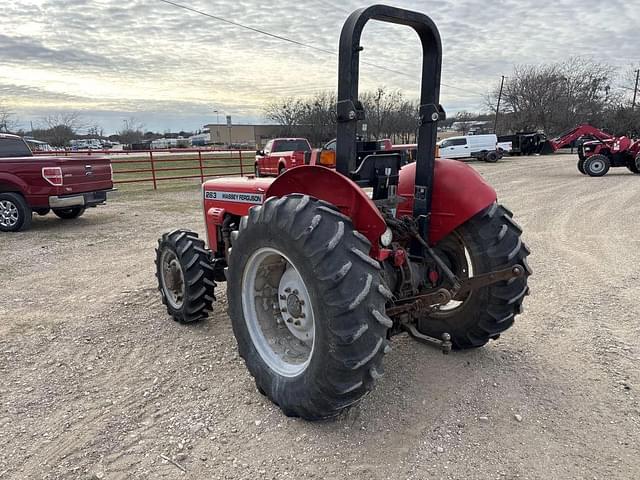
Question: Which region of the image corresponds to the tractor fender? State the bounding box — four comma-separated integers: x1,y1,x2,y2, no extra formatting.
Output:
266,165,387,249
397,159,497,245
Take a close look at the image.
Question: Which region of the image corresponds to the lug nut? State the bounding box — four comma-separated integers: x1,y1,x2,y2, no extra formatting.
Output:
281,307,287,313
284,287,291,293
292,289,299,295
294,320,301,326
299,313,306,319
279,294,286,300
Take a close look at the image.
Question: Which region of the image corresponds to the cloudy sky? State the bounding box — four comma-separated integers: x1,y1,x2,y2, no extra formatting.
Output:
1,0,638,134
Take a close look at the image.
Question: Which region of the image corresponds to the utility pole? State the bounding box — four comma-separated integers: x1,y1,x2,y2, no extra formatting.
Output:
494,75,505,134
632,69,639,111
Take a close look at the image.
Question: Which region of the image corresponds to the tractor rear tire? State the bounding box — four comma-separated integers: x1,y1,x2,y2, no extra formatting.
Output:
0,192,32,232
156,229,216,323
419,203,531,349
577,158,587,175
583,154,610,177
227,194,392,420
53,207,85,219
627,154,640,174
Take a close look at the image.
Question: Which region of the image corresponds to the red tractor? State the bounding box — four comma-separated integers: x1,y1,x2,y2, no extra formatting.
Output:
578,136,640,177
155,5,531,420
539,124,640,176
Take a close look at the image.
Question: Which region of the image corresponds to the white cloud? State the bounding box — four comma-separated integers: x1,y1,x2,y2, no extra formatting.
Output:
1,0,638,133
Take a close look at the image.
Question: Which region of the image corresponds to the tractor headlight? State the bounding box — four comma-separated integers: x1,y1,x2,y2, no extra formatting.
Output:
380,228,393,247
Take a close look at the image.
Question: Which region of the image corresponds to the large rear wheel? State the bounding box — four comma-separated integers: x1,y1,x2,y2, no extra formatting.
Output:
627,154,640,174
227,194,392,420
419,203,531,349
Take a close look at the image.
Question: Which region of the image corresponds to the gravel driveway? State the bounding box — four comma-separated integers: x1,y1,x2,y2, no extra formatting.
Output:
1,154,638,479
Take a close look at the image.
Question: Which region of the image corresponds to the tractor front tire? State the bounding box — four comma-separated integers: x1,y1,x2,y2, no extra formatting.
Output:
419,203,531,349
227,194,392,420
583,154,610,177
577,158,587,175
156,230,216,323
0,192,32,232
53,206,85,219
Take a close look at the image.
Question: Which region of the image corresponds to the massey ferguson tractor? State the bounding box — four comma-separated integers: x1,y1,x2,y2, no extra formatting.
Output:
155,5,531,420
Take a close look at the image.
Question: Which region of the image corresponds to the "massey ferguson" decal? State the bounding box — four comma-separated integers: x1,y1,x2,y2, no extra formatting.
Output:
205,190,264,204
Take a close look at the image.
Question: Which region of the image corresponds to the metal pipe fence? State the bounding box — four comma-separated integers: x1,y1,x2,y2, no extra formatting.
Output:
34,148,255,189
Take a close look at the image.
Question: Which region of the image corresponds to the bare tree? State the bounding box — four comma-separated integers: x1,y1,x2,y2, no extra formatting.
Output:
87,124,104,138
0,103,18,133
39,112,85,146
264,98,305,137
487,58,617,135
117,118,145,145
454,111,474,135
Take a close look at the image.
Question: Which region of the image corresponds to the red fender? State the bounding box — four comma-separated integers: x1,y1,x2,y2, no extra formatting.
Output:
397,159,497,245
266,166,387,251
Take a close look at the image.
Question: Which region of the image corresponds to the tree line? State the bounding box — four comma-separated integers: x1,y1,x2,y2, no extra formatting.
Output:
487,58,639,137
265,58,639,143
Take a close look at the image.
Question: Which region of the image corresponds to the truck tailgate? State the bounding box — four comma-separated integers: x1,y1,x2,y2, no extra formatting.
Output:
56,157,113,194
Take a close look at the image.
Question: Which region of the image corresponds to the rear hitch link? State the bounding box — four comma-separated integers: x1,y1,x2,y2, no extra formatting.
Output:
387,265,525,354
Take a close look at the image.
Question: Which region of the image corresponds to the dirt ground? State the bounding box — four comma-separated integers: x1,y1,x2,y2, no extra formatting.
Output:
1,153,638,480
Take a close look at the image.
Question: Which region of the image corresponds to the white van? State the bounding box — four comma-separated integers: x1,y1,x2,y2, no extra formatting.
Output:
438,134,501,162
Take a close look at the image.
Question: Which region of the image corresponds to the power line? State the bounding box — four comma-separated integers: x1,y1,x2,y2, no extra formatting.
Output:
157,0,487,97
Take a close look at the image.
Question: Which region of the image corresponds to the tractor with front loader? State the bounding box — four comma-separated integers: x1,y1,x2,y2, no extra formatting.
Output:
155,5,531,420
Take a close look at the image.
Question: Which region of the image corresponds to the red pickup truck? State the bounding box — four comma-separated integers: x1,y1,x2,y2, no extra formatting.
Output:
0,134,114,232
254,138,312,176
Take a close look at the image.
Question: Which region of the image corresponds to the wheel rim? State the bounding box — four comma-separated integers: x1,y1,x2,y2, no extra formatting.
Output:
242,247,315,377
433,232,474,313
0,200,19,228
589,159,605,174
159,249,185,309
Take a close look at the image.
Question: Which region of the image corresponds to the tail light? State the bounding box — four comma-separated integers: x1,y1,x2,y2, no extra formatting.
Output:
42,167,63,186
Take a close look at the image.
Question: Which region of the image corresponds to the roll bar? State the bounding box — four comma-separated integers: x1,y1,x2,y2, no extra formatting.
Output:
335,4,444,240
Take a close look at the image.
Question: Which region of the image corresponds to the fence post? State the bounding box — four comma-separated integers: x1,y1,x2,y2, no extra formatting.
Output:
198,150,204,183
239,150,244,176
149,150,157,190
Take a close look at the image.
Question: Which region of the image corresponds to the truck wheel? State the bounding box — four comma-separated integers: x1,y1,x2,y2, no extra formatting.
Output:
0,192,32,232
577,158,587,175
34,208,50,216
419,203,531,349
485,151,499,163
583,154,610,177
227,194,392,420
156,229,216,323
53,207,85,219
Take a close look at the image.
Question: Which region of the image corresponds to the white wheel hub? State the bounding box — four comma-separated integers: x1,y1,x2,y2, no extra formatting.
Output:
278,266,314,342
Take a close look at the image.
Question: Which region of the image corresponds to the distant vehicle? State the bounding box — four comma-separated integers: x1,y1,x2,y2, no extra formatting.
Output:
255,138,312,176
0,134,114,232
70,138,104,150
437,134,501,162
23,138,55,152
